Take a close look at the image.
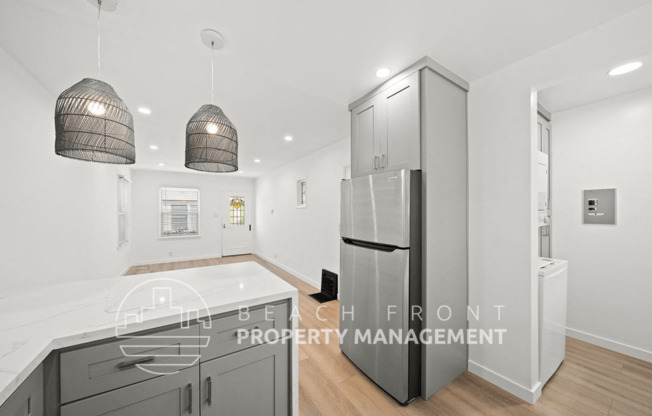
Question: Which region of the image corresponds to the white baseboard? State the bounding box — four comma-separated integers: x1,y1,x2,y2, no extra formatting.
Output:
254,252,321,290
468,360,541,404
566,327,652,363
127,254,223,269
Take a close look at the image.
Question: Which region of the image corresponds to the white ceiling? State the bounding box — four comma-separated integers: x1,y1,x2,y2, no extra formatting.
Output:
540,51,652,114
1,0,651,176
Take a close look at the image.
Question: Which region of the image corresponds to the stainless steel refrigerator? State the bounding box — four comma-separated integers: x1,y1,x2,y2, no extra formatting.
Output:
339,169,421,405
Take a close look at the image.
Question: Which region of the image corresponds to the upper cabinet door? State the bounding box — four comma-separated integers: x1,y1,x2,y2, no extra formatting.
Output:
351,96,381,177
380,71,420,172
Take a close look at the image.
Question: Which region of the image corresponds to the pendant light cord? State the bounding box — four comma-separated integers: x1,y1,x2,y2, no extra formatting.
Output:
211,41,215,105
97,0,102,79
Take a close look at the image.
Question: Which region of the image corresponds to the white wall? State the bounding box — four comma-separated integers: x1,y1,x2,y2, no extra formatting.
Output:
551,88,652,362
0,46,131,290
254,139,349,288
468,71,540,402
129,169,255,265
467,4,652,402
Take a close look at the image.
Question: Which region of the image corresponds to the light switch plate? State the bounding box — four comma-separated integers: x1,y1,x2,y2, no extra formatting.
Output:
583,188,616,225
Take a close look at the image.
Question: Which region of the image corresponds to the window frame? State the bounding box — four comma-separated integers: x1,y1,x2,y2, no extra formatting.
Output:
117,175,130,248
159,187,201,239
296,178,307,209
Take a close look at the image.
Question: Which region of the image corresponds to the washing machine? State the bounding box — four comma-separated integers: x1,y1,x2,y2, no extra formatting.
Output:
538,257,568,387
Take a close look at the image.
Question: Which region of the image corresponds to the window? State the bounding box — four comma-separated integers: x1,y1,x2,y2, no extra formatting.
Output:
160,187,199,237
118,175,130,247
229,196,245,225
296,179,306,208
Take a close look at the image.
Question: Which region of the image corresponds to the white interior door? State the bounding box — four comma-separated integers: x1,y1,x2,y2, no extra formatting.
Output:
222,192,253,256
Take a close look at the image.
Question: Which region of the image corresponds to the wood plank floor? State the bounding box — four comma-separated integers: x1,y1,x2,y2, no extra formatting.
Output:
126,255,652,416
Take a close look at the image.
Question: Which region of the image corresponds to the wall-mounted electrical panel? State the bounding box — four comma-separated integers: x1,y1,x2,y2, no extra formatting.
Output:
583,188,616,225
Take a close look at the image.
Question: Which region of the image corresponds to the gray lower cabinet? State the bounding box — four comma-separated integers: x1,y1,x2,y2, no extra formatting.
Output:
60,366,199,416
0,365,43,416
200,341,289,416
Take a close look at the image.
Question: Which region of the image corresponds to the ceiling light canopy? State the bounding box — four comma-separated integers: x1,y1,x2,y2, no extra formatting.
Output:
54,0,135,165
185,30,238,173
608,62,643,76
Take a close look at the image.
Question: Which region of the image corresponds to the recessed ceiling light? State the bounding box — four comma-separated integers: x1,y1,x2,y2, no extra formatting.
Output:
376,67,391,78
138,107,152,115
284,135,293,142
149,145,158,150
608,62,643,76
254,159,261,163
158,162,165,167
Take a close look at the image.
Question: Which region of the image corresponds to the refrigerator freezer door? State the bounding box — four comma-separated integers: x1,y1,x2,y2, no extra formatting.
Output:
341,169,412,247
339,239,410,402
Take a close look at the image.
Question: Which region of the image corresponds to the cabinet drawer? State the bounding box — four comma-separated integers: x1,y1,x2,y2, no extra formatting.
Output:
60,325,200,404
60,366,198,416
0,365,43,416
200,301,289,362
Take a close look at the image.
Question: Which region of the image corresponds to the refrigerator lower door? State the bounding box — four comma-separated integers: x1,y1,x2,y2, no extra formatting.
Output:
339,238,410,403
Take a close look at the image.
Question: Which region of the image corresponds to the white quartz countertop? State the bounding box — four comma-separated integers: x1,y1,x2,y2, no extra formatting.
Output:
0,262,298,405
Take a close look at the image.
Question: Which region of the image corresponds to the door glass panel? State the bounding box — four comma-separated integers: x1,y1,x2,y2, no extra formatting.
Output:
229,196,245,226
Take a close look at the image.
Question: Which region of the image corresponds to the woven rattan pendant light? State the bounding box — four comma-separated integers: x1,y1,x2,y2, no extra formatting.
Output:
54,0,135,164
185,30,238,173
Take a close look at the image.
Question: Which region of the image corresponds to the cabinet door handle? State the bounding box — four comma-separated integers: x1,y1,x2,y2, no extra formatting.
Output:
206,376,212,405
187,383,193,414
116,356,155,370
380,153,386,168
374,155,379,169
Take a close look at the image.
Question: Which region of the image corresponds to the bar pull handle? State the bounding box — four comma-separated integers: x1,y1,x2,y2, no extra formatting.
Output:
187,383,193,414
380,153,386,167
374,155,379,169
234,325,261,338
249,224,252,231
117,356,155,370
206,376,212,405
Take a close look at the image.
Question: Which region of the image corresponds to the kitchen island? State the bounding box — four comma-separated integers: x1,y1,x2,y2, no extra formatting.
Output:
0,262,298,415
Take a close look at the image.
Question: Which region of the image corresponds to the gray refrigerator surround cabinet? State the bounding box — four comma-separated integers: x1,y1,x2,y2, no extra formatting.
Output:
339,169,422,404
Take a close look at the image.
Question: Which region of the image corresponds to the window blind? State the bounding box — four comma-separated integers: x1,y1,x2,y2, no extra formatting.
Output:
160,187,200,237
118,176,130,247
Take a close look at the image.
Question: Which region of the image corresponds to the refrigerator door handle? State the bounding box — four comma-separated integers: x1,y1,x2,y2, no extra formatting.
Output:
342,237,400,252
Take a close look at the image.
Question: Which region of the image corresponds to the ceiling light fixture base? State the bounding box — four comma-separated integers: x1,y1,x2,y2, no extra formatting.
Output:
201,29,225,50
87,0,117,12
